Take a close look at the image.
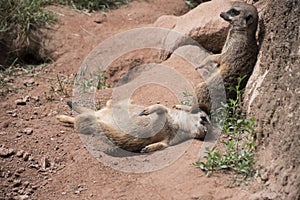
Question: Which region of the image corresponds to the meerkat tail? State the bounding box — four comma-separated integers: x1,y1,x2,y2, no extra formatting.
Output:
56,115,75,124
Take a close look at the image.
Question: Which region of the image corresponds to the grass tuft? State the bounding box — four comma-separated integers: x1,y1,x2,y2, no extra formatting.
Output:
194,76,257,184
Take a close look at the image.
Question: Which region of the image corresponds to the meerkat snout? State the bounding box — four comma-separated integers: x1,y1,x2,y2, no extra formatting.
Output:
220,8,240,22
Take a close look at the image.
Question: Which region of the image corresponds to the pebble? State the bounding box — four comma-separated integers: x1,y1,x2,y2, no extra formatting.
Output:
24,96,30,102
13,179,22,187
23,128,33,135
40,157,51,169
18,194,30,200
16,150,24,158
15,99,26,106
29,164,40,169
23,181,30,187
23,78,36,87
16,167,25,174
23,152,30,161
0,147,15,157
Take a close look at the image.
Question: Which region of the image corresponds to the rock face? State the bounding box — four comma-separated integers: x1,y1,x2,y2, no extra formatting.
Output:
243,0,300,199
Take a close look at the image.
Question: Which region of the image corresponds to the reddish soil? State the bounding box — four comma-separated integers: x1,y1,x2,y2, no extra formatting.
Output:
0,1,259,199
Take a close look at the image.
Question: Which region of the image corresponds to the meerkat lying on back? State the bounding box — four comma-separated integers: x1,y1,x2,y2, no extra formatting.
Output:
195,2,259,108
56,100,210,153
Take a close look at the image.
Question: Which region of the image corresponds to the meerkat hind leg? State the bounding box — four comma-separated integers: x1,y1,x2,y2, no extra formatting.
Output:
141,142,168,153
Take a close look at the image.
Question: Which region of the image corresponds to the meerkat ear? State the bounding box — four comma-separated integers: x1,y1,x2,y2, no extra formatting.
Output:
246,15,254,25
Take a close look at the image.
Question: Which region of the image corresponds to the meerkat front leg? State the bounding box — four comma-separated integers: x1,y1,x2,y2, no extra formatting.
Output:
139,104,168,116
141,141,169,153
195,54,221,70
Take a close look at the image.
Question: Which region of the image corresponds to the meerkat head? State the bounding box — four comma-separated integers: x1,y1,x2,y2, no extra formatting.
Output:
188,104,211,139
220,2,258,32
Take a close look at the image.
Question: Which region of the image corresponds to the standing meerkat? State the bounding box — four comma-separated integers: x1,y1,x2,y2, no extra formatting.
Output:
56,100,210,153
195,2,259,108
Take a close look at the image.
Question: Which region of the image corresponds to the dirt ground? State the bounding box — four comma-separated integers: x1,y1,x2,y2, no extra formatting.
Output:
0,1,264,199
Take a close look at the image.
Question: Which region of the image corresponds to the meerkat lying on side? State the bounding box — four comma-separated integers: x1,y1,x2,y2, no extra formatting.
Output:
195,2,259,108
56,100,210,153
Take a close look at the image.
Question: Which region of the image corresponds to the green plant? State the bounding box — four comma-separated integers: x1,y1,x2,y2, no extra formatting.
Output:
46,0,130,11
93,68,112,90
74,66,112,95
51,74,74,97
0,0,55,65
194,76,256,181
180,90,193,106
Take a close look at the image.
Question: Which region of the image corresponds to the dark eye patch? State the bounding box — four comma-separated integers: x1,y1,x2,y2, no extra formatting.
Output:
228,8,240,16
246,15,253,23
200,116,208,125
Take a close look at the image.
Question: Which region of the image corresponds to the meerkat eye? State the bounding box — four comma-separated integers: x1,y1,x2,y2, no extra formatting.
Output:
246,15,254,24
228,8,240,16
200,116,208,125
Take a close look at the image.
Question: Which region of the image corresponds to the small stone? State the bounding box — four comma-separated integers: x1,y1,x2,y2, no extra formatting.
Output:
31,96,40,101
13,179,22,187
32,185,38,190
40,157,50,169
23,96,30,102
0,147,15,157
74,190,80,195
29,164,39,169
18,194,30,200
2,121,9,128
113,161,118,166
23,78,35,87
61,192,67,195
282,175,288,186
23,128,33,135
16,168,25,174
23,181,30,187
260,171,269,182
6,109,17,114
42,180,48,186
23,152,30,161
15,99,26,106
28,156,34,161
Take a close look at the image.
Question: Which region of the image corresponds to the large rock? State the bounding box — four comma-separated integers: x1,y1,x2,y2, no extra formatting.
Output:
154,0,237,53
243,0,300,199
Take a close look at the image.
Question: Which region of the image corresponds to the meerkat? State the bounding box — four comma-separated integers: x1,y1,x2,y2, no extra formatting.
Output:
56,100,210,153
195,2,259,108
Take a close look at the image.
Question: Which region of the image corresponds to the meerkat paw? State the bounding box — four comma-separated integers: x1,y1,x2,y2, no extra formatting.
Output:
139,108,151,116
139,104,168,116
141,142,168,153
